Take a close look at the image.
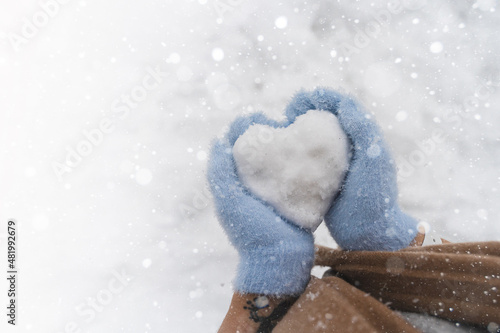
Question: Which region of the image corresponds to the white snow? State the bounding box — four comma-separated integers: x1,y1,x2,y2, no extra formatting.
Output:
275,16,288,29
430,41,444,53
211,48,225,62
398,312,484,333
1,1,500,332
233,110,350,230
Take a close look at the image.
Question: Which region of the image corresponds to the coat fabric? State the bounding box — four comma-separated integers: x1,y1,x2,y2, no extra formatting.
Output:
274,241,500,332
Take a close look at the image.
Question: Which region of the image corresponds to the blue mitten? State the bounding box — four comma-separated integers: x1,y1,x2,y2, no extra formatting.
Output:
207,113,315,295
285,88,418,251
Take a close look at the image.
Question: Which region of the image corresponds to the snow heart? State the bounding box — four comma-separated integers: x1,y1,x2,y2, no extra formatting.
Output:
233,110,350,230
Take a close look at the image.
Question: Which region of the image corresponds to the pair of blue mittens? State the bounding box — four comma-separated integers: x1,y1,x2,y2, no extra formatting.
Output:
207,88,418,296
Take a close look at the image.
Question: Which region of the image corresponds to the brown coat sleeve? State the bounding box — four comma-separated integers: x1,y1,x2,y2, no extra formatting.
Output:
313,242,500,328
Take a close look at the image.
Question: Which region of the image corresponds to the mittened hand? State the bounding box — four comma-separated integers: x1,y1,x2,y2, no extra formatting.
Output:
207,114,315,296
286,88,418,251
209,87,419,299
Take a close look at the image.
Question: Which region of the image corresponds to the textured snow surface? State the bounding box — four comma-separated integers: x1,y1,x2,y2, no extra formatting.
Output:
233,110,349,230
1,1,500,332
399,312,485,333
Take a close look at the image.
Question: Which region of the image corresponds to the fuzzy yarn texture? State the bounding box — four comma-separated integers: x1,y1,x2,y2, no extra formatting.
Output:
207,113,315,296
286,88,418,251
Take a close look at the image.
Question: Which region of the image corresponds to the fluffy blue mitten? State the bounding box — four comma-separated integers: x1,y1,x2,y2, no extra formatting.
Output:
207,113,315,295
285,88,418,251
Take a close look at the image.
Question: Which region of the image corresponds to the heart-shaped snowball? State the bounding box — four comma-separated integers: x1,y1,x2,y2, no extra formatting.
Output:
233,109,350,230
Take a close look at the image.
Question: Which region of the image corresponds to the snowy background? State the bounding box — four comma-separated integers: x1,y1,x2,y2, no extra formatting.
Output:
1,0,499,332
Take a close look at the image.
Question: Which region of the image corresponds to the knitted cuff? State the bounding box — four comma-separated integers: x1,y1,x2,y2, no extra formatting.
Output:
233,235,315,296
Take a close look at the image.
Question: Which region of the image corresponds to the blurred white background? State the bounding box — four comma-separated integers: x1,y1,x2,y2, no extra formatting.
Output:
0,0,499,332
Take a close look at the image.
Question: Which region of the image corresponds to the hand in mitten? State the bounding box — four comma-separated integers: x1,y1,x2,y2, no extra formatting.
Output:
286,88,418,251
207,113,315,296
